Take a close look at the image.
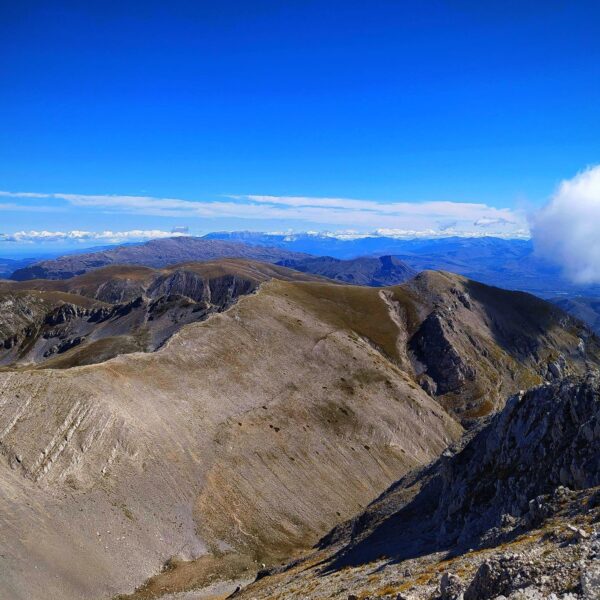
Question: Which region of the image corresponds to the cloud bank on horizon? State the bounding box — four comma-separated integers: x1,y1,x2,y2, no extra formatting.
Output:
0,189,528,243
0,229,187,245
3,166,600,286
531,165,600,284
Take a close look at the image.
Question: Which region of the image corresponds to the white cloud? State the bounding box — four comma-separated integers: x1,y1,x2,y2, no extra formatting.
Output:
0,189,528,238
531,165,600,283
0,229,188,244
473,217,514,227
0,202,59,212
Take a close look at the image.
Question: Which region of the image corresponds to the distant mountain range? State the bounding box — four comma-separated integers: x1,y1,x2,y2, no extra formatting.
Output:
6,234,600,331
277,255,417,286
8,237,309,281
7,237,418,288
0,257,37,279
207,231,600,298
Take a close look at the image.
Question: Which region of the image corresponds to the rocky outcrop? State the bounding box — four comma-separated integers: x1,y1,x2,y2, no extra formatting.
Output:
234,375,600,600
0,261,319,368
410,311,476,394
403,271,600,423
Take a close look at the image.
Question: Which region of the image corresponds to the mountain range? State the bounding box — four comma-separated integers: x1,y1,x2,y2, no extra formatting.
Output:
1,255,599,599
8,234,600,336
10,233,600,300
277,255,417,286
8,237,309,281
0,256,37,279
1,236,600,599
207,232,600,297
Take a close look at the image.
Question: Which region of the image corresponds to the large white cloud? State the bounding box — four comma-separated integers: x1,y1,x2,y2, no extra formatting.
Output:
531,165,600,283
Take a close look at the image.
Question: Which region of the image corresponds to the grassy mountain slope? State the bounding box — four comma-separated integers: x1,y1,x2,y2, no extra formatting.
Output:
0,275,462,600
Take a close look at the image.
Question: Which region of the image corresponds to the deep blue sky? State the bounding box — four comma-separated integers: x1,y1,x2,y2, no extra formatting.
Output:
1,0,600,247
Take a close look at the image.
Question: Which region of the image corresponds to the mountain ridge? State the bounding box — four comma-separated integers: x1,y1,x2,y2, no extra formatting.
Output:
277,255,417,286
0,260,323,368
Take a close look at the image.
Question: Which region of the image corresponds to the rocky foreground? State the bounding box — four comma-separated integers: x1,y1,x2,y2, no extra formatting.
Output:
234,375,600,600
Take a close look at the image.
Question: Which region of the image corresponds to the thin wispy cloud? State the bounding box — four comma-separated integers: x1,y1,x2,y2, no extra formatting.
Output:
0,202,61,212
0,189,529,239
0,229,187,244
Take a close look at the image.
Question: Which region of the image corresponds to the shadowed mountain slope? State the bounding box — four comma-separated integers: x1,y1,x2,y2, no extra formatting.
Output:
400,271,599,422
8,237,309,281
0,260,322,368
329,374,600,568
277,255,417,286
236,374,600,600
552,296,600,335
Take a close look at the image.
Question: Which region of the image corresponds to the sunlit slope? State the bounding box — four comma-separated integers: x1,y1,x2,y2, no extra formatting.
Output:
0,278,461,600
0,268,597,599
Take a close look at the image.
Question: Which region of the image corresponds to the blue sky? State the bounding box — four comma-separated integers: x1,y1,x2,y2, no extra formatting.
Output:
1,0,600,251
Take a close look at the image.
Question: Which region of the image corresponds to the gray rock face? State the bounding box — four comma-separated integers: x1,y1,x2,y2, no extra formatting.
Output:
410,311,476,394
581,562,600,600
327,374,600,568
464,556,543,600
439,572,465,600
434,376,600,546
